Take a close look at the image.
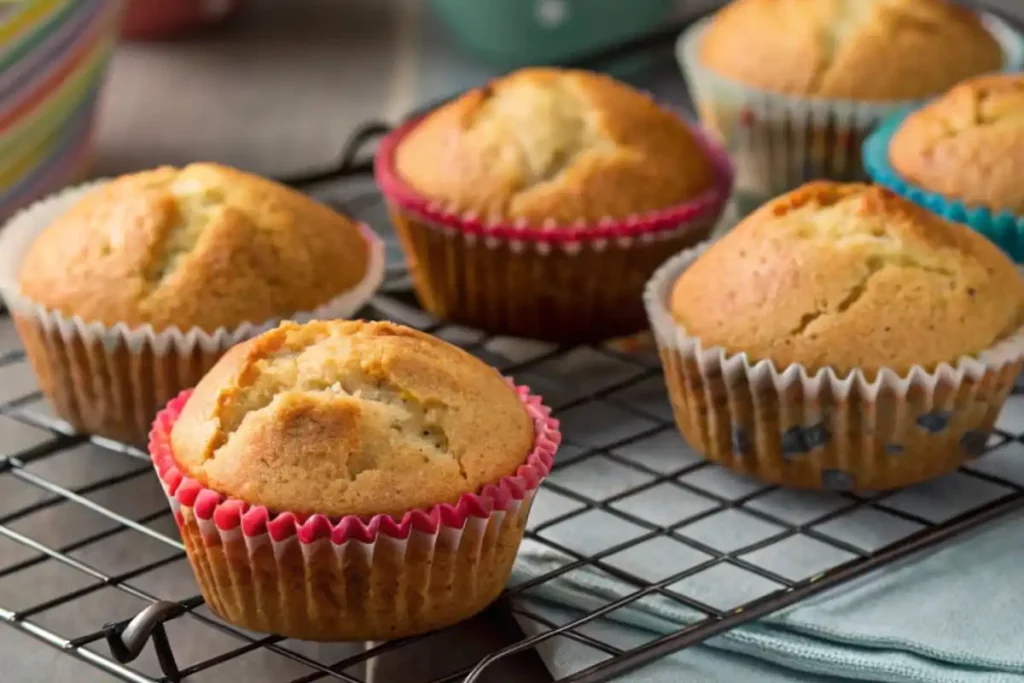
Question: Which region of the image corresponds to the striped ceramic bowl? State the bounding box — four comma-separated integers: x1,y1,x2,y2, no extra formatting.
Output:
0,0,122,221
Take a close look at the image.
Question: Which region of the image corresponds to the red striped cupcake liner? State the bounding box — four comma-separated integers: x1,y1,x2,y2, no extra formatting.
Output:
149,383,560,640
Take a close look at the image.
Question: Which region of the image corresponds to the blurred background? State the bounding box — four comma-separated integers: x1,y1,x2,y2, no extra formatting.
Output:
3,0,1021,218
97,0,721,177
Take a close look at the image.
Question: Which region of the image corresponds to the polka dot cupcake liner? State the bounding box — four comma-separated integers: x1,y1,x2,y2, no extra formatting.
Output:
0,181,386,445
675,13,1024,217
644,244,1024,492
149,384,560,641
374,112,734,344
863,109,1024,263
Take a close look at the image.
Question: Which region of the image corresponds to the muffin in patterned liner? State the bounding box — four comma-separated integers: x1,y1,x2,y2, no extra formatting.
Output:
149,320,560,640
865,74,1024,263
0,166,385,445
676,1,1024,215
644,182,1024,491
375,67,733,344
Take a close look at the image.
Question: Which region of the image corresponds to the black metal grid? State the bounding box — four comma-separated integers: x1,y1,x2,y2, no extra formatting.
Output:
4,8,1024,682
3,154,1024,683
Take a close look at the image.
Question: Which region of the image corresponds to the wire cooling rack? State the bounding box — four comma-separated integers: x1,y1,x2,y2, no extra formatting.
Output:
4,8,1024,683
3,137,1024,683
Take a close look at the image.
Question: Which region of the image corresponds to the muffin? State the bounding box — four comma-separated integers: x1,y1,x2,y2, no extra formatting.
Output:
375,67,733,343
677,0,1022,212
0,164,384,444
644,181,1024,491
865,73,1024,261
150,319,559,640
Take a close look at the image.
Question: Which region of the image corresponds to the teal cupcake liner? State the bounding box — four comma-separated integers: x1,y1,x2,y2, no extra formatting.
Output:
863,109,1024,263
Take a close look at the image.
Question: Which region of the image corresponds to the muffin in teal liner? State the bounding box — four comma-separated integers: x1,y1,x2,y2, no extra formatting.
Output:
863,73,1024,263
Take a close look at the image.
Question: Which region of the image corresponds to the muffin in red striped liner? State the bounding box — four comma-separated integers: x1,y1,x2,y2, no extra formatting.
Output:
150,320,560,640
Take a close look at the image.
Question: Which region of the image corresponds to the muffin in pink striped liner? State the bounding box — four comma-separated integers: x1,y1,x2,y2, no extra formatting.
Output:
0,164,385,445
376,67,733,344
150,320,560,640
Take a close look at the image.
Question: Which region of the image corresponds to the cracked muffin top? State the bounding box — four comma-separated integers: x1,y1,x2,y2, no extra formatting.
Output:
889,73,1024,214
17,164,370,332
170,320,535,518
394,67,717,225
669,182,1024,375
698,0,1004,101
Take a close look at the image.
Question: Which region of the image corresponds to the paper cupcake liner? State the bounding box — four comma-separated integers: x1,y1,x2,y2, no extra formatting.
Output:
0,180,386,445
863,110,1024,263
676,12,1024,215
644,245,1024,492
375,114,734,343
150,385,560,641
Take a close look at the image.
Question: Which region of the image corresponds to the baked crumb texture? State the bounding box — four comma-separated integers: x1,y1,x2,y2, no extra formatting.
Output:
395,67,716,225
170,320,536,517
890,73,1024,214
378,67,732,342
671,182,1024,376
153,320,559,641
10,163,374,445
699,0,1004,101
652,181,1024,491
18,163,369,332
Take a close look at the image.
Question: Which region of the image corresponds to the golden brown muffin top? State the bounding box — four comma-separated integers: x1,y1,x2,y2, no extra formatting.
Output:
170,320,535,518
17,164,370,332
889,73,1024,214
698,0,1004,101
394,67,717,225
670,182,1024,376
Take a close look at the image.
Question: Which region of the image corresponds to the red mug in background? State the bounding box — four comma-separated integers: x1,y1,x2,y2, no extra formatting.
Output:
120,0,249,40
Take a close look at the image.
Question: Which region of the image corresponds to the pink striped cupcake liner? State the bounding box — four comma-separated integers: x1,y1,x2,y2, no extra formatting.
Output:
375,110,734,343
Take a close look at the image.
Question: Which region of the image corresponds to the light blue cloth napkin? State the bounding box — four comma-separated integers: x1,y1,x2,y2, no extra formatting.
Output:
511,508,1024,682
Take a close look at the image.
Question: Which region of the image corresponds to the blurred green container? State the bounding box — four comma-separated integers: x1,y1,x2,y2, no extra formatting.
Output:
430,0,676,68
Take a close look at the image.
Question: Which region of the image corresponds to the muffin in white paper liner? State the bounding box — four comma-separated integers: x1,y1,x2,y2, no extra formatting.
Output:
150,385,559,641
676,12,1024,215
644,244,1024,492
0,181,386,445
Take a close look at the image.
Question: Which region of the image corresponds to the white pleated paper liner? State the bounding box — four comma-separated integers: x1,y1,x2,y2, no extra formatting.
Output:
0,180,386,442
643,243,1024,491
675,12,1024,215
